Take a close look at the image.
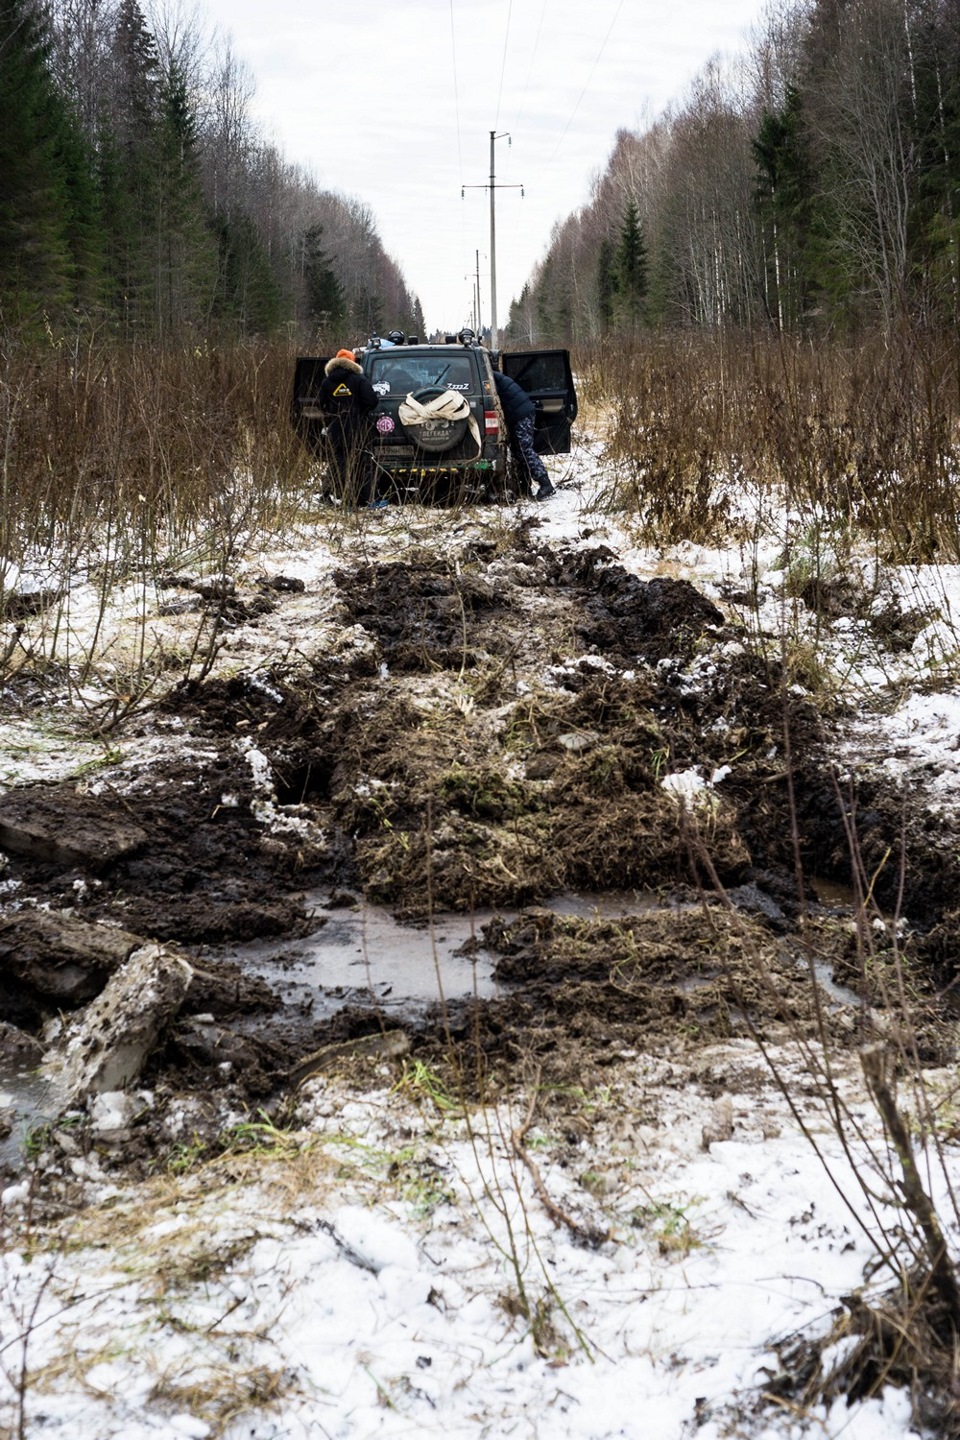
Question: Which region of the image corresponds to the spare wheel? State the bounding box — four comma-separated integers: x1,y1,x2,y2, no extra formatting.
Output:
401,386,470,453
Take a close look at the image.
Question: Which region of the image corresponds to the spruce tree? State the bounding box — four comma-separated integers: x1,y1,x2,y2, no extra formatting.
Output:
615,197,648,327
302,224,345,337
54,108,107,315
154,59,218,336
214,216,282,335
0,0,76,323
753,86,817,328
102,0,162,335
909,8,960,320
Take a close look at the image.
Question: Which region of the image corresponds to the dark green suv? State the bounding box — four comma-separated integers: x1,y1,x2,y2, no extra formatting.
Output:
292,332,577,503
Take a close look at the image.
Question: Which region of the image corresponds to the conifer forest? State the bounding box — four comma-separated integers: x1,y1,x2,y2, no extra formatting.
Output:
0,0,424,343
3,0,958,347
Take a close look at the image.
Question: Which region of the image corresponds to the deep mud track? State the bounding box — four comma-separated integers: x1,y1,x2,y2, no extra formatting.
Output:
2,514,958,1170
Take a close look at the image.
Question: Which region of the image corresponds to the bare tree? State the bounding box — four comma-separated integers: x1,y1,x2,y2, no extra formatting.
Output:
805,0,916,326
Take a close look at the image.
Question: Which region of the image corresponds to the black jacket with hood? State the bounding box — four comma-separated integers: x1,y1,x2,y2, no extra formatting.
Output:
317,356,378,441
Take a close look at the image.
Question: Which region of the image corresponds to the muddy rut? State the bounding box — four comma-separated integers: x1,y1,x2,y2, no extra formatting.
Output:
1,515,957,1169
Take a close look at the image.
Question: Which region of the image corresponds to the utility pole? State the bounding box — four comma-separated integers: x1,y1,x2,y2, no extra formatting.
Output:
465,251,483,331
462,131,522,350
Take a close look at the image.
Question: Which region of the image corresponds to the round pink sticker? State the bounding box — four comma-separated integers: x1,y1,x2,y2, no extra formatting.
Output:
376,415,395,434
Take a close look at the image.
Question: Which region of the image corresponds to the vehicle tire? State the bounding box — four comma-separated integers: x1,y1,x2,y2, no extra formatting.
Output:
404,387,469,454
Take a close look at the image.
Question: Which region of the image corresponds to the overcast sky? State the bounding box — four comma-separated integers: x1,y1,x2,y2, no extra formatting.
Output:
196,0,766,335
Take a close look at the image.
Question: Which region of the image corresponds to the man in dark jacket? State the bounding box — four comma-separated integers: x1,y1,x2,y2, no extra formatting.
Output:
493,370,555,500
317,349,379,504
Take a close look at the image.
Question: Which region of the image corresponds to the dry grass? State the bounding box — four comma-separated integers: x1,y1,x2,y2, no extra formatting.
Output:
579,328,960,559
0,335,373,705
0,336,311,558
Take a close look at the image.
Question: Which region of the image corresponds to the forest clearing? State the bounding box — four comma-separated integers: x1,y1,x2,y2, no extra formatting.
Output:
2,333,960,1439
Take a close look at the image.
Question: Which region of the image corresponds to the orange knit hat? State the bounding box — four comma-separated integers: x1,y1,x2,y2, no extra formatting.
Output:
335,348,355,361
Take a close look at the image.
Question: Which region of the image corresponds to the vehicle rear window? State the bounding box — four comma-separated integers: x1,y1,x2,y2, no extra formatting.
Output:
369,353,476,395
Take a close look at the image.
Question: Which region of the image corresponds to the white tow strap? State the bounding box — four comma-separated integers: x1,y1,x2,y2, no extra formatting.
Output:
398,390,481,450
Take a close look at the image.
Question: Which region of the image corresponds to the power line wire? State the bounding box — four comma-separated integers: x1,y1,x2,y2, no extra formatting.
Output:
500,0,548,265
449,0,470,330
511,0,548,136
494,0,513,131
449,0,464,179
545,0,625,168
497,0,622,320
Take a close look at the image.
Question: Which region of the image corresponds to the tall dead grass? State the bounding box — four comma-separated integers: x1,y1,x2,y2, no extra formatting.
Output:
0,333,312,577
581,327,960,559
0,333,319,702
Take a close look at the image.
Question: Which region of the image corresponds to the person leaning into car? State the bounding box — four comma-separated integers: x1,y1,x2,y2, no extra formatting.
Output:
493,370,555,501
317,348,379,505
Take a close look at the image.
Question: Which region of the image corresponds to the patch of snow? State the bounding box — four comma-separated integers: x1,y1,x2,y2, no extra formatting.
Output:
0,1055,940,1440
661,767,707,797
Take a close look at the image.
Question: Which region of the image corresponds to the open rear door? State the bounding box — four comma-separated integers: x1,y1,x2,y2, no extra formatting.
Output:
499,350,577,455
291,356,331,424
290,355,332,455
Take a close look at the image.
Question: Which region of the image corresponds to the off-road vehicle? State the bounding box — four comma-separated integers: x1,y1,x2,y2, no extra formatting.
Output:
291,330,577,503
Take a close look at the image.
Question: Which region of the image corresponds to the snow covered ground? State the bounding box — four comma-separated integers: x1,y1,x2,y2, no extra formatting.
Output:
2,1043,941,1440
3,437,960,1438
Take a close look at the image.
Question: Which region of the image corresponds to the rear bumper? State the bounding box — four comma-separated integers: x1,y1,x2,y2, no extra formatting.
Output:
369,458,507,504
372,455,498,474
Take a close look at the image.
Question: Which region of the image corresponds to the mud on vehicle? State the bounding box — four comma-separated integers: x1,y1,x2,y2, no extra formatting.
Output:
292,329,577,504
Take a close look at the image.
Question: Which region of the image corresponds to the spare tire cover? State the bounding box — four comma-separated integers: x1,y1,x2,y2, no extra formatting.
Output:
401,387,470,453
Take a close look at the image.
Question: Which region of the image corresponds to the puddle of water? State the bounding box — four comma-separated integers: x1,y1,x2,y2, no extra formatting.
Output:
810,876,862,909
807,876,896,1008
548,890,666,920
0,1071,50,1172
810,875,897,929
809,958,866,1010
209,896,499,1021
210,889,666,1022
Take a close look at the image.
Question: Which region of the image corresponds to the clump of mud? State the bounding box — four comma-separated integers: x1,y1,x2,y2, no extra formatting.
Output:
414,903,878,1094
334,560,515,672
541,549,727,662
0,766,319,943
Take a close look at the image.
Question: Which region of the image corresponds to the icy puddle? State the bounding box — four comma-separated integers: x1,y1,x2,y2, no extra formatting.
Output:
214,897,499,1018
0,1072,50,1172
210,888,665,1021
